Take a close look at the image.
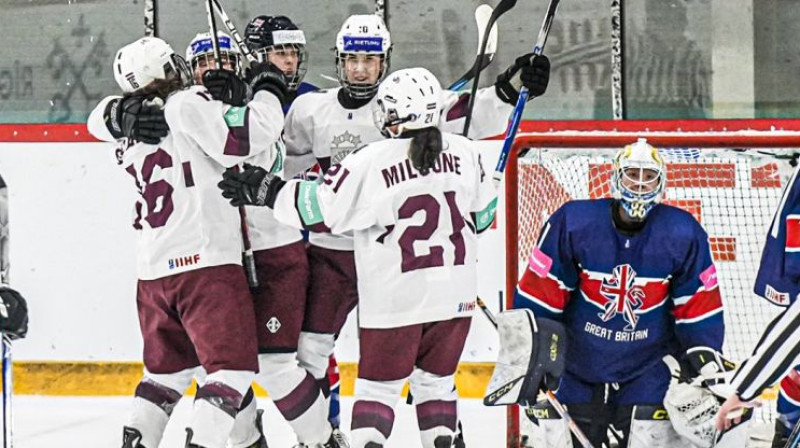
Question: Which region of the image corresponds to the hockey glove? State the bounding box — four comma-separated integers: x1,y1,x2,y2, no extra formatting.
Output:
495,54,550,105
245,62,289,107
105,95,168,144
680,346,737,398
203,69,251,107
0,285,28,340
218,164,286,208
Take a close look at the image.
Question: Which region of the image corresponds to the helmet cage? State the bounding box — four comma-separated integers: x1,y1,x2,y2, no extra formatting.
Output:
253,43,308,91
611,142,666,221
336,49,391,99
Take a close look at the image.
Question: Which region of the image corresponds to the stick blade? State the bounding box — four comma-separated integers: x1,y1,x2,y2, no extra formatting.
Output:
474,4,499,56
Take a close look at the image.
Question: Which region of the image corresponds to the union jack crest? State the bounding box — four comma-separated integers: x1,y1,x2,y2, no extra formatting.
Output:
598,264,645,331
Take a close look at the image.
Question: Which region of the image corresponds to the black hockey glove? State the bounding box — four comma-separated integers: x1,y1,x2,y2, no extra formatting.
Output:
105,95,169,144
245,62,289,107
495,54,551,105
0,286,28,340
218,164,286,208
202,69,251,107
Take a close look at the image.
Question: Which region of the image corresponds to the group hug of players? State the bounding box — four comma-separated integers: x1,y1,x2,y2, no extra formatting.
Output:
82,9,800,448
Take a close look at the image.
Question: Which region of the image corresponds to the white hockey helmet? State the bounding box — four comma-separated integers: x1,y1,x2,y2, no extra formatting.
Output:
611,138,666,220
372,67,442,138
113,37,192,94
335,14,392,99
185,31,242,76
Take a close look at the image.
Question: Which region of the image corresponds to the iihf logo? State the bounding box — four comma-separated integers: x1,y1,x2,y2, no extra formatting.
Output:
598,264,645,331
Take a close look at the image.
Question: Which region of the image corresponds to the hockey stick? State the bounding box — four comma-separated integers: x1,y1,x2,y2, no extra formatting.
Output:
477,298,595,447
786,419,800,448
144,0,158,37
448,4,499,91
210,0,257,64
490,0,561,187
610,0,626,120
0,177,11,448
204,0,260,289
461,0,518,136
375,0,389,30
1,335,11,448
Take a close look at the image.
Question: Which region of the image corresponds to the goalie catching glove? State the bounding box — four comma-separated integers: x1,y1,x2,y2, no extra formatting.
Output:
483,309,566,406
662,347,749,448
218,164,285,208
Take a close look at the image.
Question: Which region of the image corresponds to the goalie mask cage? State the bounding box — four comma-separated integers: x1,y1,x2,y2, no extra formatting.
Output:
503,119,800,448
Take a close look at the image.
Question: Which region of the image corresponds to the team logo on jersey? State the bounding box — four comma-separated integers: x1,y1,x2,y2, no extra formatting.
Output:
330,131,362,164
266,317,281,333
598,264,645,331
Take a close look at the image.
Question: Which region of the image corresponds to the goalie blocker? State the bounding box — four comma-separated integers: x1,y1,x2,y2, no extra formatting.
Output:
484,309,567,406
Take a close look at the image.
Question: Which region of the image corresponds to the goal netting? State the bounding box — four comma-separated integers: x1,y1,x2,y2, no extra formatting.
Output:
503,119,800,448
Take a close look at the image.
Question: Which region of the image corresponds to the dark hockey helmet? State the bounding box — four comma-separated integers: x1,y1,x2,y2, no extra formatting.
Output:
245,15,308,91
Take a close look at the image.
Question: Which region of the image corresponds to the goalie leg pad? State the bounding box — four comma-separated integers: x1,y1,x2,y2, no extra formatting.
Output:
522,400,573,448
483,310,567,406
623,405,693,448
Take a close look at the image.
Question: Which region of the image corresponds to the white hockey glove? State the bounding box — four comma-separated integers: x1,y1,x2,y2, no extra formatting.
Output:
662,348,744,448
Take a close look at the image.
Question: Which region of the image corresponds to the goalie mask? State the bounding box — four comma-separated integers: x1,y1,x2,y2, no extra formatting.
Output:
611,138,666,221
335,14,392,99
114,37,192,94
372,67,442,138
245,15,308,91
186,31,243,83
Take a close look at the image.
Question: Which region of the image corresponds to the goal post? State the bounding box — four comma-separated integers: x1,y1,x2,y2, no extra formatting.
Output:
503,119,800,447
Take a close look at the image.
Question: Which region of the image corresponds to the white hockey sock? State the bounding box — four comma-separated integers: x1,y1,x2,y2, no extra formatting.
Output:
257,353,330,445
188,370,254,448
127,372,191,448
226,388,261,448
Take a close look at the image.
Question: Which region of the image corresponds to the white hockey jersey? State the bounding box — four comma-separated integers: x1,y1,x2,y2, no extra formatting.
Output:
273,133,498,328
96,86,284,280
283,86,510,251
87,91,300,253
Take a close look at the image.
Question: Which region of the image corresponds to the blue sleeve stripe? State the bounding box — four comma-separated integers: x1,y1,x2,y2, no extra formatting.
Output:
675,308,724,325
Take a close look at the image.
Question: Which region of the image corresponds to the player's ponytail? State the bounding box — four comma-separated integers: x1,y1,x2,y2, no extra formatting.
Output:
407,127,443,175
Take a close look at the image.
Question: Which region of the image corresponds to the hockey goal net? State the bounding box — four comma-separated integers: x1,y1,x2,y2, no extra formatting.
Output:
503,119,800,448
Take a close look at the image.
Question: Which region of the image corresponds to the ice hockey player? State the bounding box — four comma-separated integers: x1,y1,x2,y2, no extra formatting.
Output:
0,174,24,340
90,31,346,448
508,139,745,447
218,66,497,448
280,14,548,445
715,163,800,446
88,36,287,448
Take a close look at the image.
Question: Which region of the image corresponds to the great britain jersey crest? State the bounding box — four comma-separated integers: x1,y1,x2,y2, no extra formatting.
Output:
598,264,645,331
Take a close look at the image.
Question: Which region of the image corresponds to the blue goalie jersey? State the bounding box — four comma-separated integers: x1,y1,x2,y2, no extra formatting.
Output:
754,166,800,308
514,199,725,384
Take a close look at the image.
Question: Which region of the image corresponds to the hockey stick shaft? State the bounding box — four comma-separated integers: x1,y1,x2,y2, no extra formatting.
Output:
210,0,256,64
610,0,625,120
205,0,259,289
144,0,158,37
461,0,518,137
477,299,594,447
491,0,561,188
786,419,800,448
375,0,389,29
1,336,10,448
448,4,499,91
